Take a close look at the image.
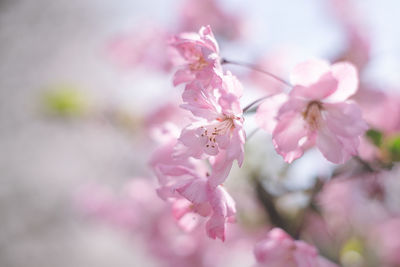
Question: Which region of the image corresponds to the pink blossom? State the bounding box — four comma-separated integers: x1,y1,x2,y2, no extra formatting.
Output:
177,73,245,185
170,25,222,86
267,59,367,164
150,136,237,241
254,228,338,267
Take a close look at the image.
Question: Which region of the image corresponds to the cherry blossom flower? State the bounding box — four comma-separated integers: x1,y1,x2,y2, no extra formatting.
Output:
261,59,368,164
150,133,237,241
254,228,339,267
170,25,223,86
177,73,245,186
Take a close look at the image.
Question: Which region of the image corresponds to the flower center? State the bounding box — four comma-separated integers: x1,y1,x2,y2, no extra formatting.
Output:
303,101,323,131
200,115,239,149
189,56,209,71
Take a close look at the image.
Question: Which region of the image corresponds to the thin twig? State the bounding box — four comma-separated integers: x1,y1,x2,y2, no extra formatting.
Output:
243,95,272,113
221,58,292,87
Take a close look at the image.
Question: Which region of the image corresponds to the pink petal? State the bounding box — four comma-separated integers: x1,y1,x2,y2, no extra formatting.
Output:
218,92,242,116
221,71,243,98
273,112,309,163
255,93,289,134
204,142,219,155
226,126,246,166
199,25,219,53
176,177,210,204
208,152,233,188
210,186,236,217
323,62,358,102
316,124,353,164
206,213,226,241
290,73,338,100
324,102,368,138
215,133,230,149
178,125,206,158
173,69,194,86
290,59,330,87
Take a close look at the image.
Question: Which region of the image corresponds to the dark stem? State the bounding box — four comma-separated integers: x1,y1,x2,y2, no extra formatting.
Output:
243,95,271,113
293,178,324,239
221,58,292,87
254,177,294,236
354,156,376,173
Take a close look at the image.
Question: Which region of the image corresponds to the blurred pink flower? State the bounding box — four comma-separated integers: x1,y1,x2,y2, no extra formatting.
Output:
369,218,400,266
254,228,338,267
107,26,175,72
318,174,389,236
77,178,254,267
266,59,367,163
170,25,223,86
76,179,162,231
179,0,244,40
145,101,190,143
330,0,371,71
352,86,400,133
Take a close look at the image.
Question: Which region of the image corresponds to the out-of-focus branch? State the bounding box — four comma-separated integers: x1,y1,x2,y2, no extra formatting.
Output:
254,176,294,236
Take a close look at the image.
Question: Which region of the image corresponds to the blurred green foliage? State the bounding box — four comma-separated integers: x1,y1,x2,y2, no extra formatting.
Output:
388,136,400,162
366,129,383,147
41,85,88,117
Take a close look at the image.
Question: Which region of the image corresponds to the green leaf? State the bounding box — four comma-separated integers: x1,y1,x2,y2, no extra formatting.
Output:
388,136,400,161
366,129,383,147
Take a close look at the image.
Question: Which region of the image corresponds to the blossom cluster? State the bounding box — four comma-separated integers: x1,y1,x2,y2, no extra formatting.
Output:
150,24,368,242
75,1,400,266
151,26,245,241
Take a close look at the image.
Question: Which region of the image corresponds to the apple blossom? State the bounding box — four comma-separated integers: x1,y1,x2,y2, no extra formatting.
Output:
259,59,368,164
150,132,236,241
170,25,223,86
177,73,245,186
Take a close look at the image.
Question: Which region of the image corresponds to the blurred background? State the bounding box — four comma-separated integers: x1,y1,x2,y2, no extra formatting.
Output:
1,0,400,266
